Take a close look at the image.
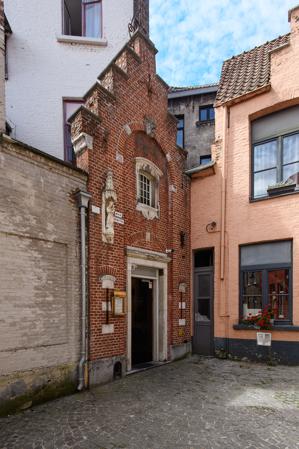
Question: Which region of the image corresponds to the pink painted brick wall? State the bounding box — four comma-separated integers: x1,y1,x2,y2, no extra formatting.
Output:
192,7,299,343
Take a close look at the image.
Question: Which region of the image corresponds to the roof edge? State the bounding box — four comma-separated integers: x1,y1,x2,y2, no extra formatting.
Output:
185,160,216,176
168,85,219,99
2,134,88,177
215,84,271,108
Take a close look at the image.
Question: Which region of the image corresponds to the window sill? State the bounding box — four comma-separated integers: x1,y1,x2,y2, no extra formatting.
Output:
136,202,159,220
250,188,299,203
56,35,108,47
233,324,299,331
196,120,215,127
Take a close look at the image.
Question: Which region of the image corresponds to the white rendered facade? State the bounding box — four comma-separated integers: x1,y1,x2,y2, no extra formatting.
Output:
5,0,134,159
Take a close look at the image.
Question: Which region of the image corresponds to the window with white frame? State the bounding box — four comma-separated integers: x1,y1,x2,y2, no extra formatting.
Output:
139,172,153,207
136,157,162,220
63,0,102,38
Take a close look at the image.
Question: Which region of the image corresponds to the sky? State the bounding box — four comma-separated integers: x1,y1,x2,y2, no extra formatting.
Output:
149,0,295,87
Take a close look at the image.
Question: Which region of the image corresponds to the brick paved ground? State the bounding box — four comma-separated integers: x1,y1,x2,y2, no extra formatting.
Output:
0,356,299,449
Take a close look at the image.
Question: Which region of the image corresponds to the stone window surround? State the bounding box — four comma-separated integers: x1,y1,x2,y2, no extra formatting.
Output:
135,157,163,220
126,246,171,371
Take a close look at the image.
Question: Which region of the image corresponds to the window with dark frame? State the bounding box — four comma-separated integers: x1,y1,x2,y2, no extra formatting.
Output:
63,0,102,38
199,105,215,123
63,100,84,163
252,106,299,199
240,241,292,324
175,115,184,148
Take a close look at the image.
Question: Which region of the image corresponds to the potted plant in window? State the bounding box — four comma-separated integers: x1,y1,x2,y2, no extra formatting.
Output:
240,312,261,328
240,305,274,330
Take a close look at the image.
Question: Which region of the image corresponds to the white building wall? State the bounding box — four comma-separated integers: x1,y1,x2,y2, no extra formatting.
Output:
5,0,133,159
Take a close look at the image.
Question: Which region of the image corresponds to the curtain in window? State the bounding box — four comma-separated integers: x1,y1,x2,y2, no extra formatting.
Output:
83,1,101,38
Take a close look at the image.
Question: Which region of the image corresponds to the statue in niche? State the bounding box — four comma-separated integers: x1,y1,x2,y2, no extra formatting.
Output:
102,170,117,244
106,199,115,234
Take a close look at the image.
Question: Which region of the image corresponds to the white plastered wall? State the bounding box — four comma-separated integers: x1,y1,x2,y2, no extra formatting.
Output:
5,0,133,159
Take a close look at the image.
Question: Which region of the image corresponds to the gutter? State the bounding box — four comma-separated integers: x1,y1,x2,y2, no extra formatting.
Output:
185,161,216,176
76,191,92,391
168,85,218,100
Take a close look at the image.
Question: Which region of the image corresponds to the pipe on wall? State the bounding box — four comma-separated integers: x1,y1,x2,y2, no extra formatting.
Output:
220,105,228,282
76,191,91,391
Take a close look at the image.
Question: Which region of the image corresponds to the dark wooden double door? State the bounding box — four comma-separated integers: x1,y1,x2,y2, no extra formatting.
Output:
131,277,153,367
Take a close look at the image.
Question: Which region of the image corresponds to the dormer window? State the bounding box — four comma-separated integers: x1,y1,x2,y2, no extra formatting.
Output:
63,0,102,38
136,157,163,220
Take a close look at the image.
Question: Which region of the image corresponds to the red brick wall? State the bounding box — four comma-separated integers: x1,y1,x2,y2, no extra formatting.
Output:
72,33,191,363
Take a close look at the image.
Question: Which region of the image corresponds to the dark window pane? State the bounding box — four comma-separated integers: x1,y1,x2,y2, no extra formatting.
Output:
268,269,289,320
283,133,299,164
63,0,82,36
197,298,210,320
209,107,215,120
254,168,277,198
194,249,213,267
197,274,210,297
242,271,263,318
200,108,208,121
254,140,277,171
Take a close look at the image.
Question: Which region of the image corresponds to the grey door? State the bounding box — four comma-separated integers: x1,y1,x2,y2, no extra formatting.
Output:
193,267,214,355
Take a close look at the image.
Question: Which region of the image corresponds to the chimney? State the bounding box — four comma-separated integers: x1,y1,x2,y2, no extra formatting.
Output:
133,0,149,36
288,4,299,34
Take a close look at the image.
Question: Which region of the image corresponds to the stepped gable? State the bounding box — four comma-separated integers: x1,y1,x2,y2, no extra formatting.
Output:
216,33,290,106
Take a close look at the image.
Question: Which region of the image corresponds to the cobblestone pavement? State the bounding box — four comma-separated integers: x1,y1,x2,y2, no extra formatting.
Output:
1,356,299,449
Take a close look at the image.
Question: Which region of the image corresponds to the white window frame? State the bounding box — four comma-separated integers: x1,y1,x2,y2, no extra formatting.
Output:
58,0,107,46
138,171,153,207
135,157,163,220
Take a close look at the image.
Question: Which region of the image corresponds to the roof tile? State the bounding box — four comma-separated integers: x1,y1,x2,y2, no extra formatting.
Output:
215,33,290,106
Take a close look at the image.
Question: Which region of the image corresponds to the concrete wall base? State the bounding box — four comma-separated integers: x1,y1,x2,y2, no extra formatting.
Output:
169,341,192,361
215,337,299,365
0,363,77,417
89,355,127,387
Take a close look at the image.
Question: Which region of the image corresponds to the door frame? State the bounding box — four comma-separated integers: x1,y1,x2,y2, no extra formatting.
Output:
126,246,170,371
193,251,215,355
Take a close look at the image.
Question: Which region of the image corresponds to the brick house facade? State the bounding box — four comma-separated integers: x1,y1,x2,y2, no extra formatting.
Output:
70,31,191,384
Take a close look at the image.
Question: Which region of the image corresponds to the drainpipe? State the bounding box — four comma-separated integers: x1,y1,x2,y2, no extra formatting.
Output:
76,191,91,391
219,105,230,355
220,105,228,282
